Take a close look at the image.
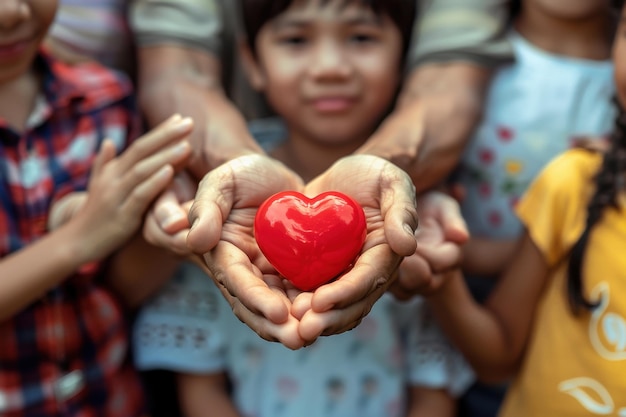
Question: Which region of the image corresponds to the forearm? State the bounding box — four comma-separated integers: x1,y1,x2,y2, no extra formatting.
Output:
177,372,241,417
0,224,88,320
427,270,519,382
403,63,490,191
357,62,491,193
407,386,457,417
105,232,181,309
462,237,519,277
136,45,264,177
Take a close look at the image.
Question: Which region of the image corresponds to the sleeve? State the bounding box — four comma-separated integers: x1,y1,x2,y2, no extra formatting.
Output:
132,262,228,374
406,299,476,397
409,0,513,68
129,0,223,54
515,149,602,267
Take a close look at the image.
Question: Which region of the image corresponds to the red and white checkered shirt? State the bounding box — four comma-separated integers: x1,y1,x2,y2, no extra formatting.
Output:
0,51,145,417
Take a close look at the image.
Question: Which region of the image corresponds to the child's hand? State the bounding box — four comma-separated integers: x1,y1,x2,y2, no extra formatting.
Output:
391,191,468,299
143,170,197,257
48,192,87,230
67,115,193,264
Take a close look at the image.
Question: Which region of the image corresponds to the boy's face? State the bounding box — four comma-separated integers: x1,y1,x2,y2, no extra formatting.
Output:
0,0,58,84
247,0,403,146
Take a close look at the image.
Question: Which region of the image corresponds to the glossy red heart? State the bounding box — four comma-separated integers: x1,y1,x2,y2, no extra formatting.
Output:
254,191,367,291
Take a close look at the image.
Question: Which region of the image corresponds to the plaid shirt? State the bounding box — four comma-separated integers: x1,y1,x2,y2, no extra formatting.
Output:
0,52,145,417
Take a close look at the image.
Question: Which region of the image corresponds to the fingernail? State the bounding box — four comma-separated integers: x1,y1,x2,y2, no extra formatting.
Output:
175,117,193,131
172,141,190,155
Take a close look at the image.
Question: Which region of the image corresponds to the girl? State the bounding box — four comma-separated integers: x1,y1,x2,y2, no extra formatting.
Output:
426,2,626,415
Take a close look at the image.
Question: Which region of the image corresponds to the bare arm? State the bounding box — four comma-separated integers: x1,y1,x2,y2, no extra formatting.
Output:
428,233,549,383
357,61,491,194
136,45,264,178
461,236,519,277
407,386,457,417
0,116,192,320
104,232,181,309
177,372,241,417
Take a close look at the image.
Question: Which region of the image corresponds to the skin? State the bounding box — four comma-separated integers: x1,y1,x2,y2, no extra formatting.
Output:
422,5,626,383
177,3,465,414
0,1,193,319
140,0,487,348
461,0,616,278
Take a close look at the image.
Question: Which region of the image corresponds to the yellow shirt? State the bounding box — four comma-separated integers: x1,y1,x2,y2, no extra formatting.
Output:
500,149,626,417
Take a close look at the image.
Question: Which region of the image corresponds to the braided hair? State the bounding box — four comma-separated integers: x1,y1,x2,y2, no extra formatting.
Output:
567,99,626,314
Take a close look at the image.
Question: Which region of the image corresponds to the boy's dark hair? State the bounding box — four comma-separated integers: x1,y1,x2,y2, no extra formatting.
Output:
239,0,416,60
567,98,626,314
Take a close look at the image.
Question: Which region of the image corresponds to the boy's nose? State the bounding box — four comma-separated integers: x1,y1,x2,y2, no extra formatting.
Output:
0,1,30,31
309,40,352,80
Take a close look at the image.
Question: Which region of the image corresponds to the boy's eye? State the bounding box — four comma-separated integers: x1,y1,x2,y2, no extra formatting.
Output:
278,35,308,46
349,33,378,44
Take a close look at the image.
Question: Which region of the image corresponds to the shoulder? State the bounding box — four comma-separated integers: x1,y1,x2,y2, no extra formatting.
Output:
530,148,602,195
516,149,602,264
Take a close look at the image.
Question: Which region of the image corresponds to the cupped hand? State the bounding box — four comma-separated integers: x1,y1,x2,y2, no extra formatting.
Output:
186,154,307,348
391,190,468,300
293,154,419,341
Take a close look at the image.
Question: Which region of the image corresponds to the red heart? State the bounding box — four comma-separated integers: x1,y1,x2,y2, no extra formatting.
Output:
254,191,367,291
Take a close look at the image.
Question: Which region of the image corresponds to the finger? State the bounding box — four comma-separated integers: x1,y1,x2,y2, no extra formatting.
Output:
152,190,192,234
89,139,117,186
120,165,175,219
437,200,469,244
299,292,380,341
419,193,468,244
202,242,290,324
117,115,193,172
186,167,235,253
120,141,191,193
381,169,419,257
310,244,399,313
291,291,313,320
220,288,306,350
392,253,435,298
415,242,463,274
143,211,191,256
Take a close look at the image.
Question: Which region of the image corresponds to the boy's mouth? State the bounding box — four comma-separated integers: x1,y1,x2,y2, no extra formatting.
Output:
310,96,357,113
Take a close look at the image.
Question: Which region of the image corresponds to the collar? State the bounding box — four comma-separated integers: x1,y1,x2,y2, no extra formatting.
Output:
37,48,132,114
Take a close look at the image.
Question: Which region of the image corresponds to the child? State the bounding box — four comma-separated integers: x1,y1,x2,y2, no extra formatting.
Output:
457,0,616,278
422,3,626,415
132,1,474,416
0,1,193,415
451,1,618,414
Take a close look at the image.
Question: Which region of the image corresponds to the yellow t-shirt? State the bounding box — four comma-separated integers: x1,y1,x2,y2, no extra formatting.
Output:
500,149,626,417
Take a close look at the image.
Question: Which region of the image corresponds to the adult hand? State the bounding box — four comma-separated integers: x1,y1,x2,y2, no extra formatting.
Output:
392,191,469,300
186,154,307,349
357,63,489,193
292,155,419,341
137,46,265,179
